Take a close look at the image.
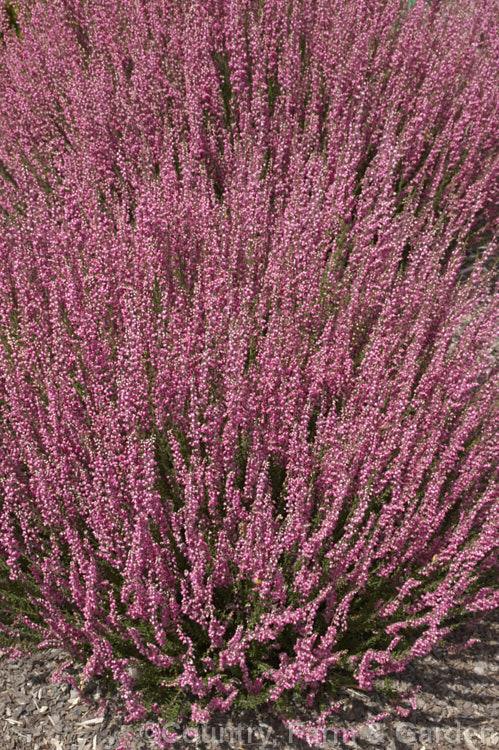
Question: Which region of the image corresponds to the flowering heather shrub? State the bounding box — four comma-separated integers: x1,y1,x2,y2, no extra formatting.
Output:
0,0,498,744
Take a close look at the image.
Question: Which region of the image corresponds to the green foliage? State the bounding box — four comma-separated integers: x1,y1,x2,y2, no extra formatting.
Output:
212,49,233,129
234,426,251,493
232,685,273,712
153,424,189,515
0,557,46,650
2,1,21,42
267,73,280,118
268,453,287,516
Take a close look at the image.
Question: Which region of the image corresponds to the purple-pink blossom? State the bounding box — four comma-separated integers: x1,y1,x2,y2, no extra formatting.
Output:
0,0,497,744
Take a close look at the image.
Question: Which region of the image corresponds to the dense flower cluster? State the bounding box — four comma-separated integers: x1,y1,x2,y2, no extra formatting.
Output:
0,0,498,745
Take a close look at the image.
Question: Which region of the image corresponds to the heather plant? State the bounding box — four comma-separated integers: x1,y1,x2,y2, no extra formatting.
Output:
0,0,498,745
